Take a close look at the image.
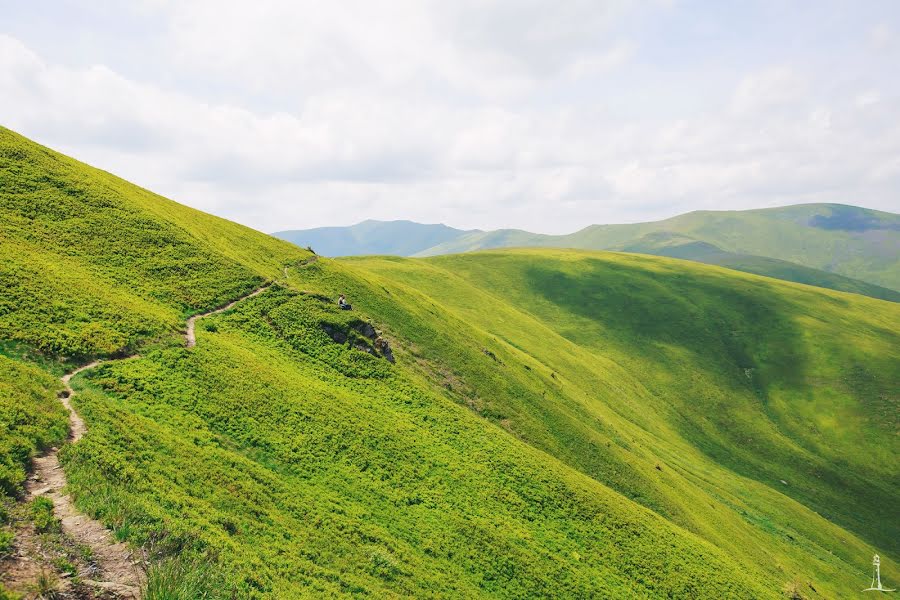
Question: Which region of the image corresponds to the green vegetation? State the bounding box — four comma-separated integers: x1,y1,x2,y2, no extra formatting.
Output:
61,286,769,597
274,206,900,299
0,531,13,557
144,556,229,600
0,126,308,358
675,250,900,302
0,355,68,498
415,204,900,292
1,127,897,598
345,251,899,551
31,497,59,534
0,586,18,600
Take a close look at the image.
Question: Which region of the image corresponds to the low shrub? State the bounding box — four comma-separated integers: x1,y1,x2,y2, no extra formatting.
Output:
32,497,59,533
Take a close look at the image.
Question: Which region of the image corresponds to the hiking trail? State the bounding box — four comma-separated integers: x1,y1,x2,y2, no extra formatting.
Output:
8,283,272,598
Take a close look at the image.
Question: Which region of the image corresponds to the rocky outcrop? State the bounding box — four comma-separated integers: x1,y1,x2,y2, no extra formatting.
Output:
320,320,394,362
374,336,395,363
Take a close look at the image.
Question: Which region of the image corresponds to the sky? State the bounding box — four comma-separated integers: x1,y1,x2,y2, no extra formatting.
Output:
1,1,899,234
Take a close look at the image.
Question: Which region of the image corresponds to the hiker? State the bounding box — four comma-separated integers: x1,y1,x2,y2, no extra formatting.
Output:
338,294,352,310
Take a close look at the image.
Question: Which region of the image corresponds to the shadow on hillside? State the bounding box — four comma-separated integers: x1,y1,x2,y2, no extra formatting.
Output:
523,258,808,397
522,258,899,555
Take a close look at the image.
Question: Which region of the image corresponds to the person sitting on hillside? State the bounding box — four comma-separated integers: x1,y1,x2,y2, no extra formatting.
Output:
338,294,352,310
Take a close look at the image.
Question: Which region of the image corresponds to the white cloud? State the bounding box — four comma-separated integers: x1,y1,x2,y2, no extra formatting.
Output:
869,23,893,49
1,1,899,235
730,67,807,115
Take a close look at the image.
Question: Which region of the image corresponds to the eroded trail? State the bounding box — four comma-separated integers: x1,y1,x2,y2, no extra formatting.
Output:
12,283,272,598
25,360,144,598
186,283,271,348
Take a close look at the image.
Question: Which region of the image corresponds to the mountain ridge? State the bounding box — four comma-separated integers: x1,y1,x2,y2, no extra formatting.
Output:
273,203,900,298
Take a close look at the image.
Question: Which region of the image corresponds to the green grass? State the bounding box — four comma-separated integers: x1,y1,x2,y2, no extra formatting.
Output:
0,355,68,498
31,497,59,534
1,127,897,598
340,249,899,593
60,286,769,597
0,126,309,358
413,204,900,292
144,555,229,600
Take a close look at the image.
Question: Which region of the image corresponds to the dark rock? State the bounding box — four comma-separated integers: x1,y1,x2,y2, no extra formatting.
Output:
375,336,395,363
354,322,377,339
321,323,347,344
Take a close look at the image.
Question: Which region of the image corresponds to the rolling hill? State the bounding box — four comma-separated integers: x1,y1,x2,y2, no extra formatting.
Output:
414,204,900,291
275,220,470,257
275,205,900,301
2,127,898,598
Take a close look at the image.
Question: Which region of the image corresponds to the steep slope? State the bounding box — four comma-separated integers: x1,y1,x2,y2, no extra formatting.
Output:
0,132,781,597
2,128,897,598
342,249,899,596
0,126,308,358
274,220,470,257
415,204,900,291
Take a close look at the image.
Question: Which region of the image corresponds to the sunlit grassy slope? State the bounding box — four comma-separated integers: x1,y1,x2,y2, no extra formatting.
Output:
339,250,899,593
0,126,308,358
414,204,900,292
2,128,898,598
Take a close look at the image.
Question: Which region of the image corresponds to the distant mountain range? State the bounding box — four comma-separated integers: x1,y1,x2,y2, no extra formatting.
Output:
274,204,900,301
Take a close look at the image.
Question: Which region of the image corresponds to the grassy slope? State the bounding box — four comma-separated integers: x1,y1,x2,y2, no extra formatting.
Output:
700,253,900,302
0,126,308,359
1,128,897,597
415,204,900,292
343,250,899,596
62,287,770,598
1,129,779,597
0,356,68,498
620,233,900,302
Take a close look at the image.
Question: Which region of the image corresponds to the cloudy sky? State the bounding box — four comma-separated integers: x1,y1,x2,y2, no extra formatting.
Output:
2,1,898,234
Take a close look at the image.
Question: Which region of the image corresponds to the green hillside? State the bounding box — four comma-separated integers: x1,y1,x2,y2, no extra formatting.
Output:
1,128,898,598
272,206,900,300
619,232,900,302
414,205,900,292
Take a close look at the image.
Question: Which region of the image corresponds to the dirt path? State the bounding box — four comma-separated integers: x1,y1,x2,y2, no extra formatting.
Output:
185,283,271,348
9,283,272,597
21,359,143,598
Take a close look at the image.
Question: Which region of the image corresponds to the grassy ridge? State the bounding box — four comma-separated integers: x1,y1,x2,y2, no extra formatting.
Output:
621,233,900,302
414,204,900,292
693,253,900,302
0,126,308,358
